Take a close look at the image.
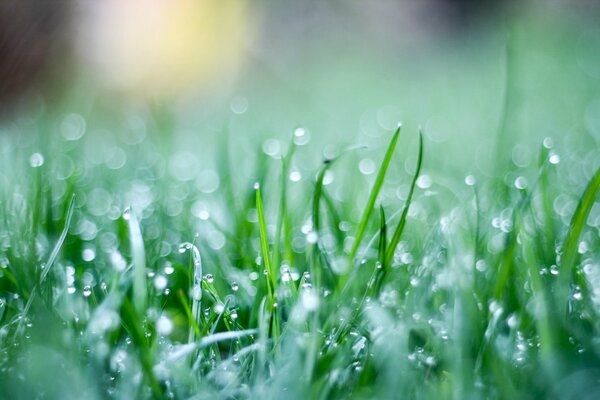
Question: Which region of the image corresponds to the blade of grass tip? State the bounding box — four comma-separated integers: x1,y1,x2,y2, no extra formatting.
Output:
373,206,387,294
384,132,423,268
255,183,275,294
349,124,402,262
255,182,280,338
123,207,147,316
312,159,333,233
538,144,556,260
179,242,202,344
558,166,600,314
41,195,75,283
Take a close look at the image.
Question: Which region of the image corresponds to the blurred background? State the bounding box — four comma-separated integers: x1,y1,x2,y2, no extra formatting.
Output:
1,0,600,180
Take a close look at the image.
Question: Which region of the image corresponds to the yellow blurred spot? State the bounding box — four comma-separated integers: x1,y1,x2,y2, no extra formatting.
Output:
79,0,250,96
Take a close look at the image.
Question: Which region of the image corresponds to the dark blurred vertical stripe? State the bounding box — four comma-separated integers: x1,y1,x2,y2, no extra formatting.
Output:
0,0,69,109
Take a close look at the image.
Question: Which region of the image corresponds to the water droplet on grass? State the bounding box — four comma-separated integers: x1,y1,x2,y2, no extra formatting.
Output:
289,171,302,182
154,275,168,290
358,158,376,175
465,175,476,186
29,153,44,168
543,137,554,149
573,287,583,301
417,175,432,189
156,315,173,336
83,285,92,297
214,303,225,314
514,176,528,190
231,282,239,292
192,285,202,301
164,263,174,275
204,274,214,284
306,231,318,244
178,243,192,253
82,247,96,262
230,96,248,114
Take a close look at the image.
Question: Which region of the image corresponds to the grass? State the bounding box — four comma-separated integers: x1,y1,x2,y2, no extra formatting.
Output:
1,112,599,399
1,11,600,399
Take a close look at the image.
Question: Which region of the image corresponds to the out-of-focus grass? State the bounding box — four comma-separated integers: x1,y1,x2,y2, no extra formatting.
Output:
1,8,600,400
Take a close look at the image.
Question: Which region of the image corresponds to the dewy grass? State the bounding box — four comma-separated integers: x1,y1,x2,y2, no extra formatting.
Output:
1,109,600,400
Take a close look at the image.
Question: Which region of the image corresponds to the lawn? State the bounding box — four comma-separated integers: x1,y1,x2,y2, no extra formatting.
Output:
1,4,600,399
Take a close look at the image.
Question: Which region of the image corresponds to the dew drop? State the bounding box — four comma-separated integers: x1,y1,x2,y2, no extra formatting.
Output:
83,285,92,297
204,274,214,284
231,282,239,292
543,137,554,149
214,303,225,314
154,275,168,290
294,127,306,137
306,231,318,244
358,158,376,175
465,175,476,186
29,153,44,168
301,291,320,311
416,174,432,189
192,285,202,301
289,171,302,182
156,315,173,336
164,263,175,275
514,176,528,190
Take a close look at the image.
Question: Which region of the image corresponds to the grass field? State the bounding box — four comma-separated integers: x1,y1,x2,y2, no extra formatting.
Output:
1,6,600,400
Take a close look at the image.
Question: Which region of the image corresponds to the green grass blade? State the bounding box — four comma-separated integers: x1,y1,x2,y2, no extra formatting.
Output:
349,125,402,261
384,132,423,267
255,183,274,291
312,160,332,234
124,207,147,316
41,195,75,283
255,183,280,339
558,166,600,312
377,205,387,266
18,195,76,332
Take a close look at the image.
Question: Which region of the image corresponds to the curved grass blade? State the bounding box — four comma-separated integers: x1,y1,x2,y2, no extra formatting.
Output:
349,125,402,261
255,183,274,293
179,242,203,344
384,132,423,268
558,166,600,313
17,195,76,334
124,207,147,316
255,183,280,338
312,159,332,233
